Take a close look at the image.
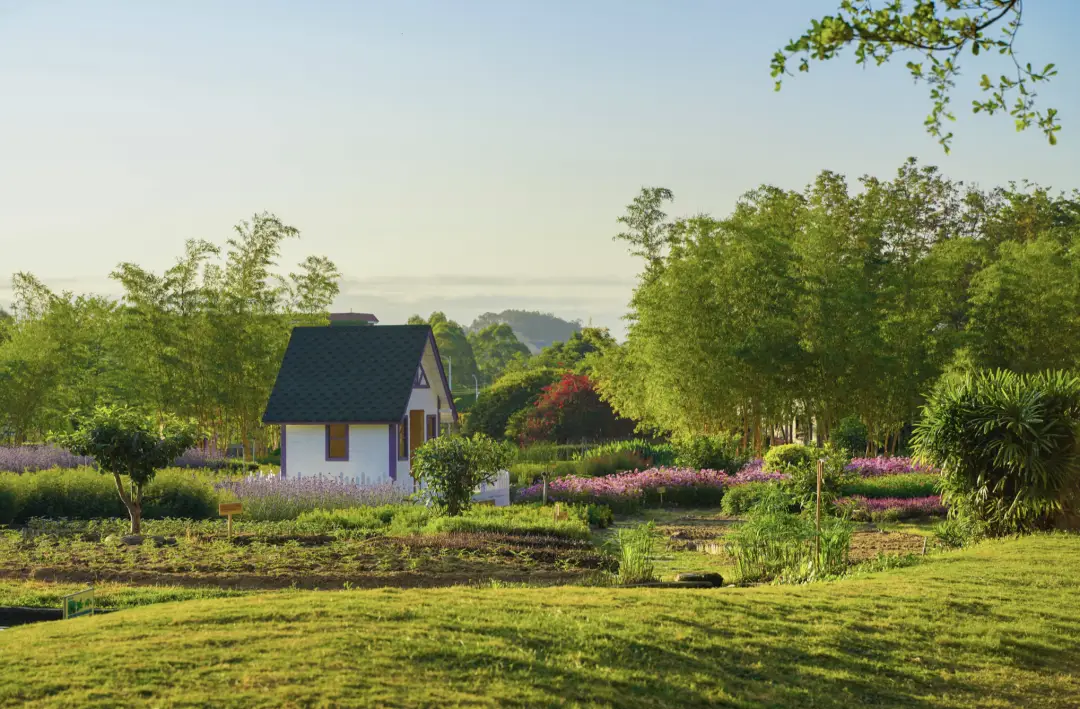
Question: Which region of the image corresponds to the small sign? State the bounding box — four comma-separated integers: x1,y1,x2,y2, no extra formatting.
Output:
62,588,95,620
657,487,667,495
218,502,243,515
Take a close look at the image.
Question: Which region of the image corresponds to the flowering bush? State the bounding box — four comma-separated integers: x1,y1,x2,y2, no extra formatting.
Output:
514,373,634,445
215,474,411,521
835,495,946,522
845,457,937,477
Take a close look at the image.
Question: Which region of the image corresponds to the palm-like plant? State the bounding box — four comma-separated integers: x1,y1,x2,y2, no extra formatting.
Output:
912,370,1080,536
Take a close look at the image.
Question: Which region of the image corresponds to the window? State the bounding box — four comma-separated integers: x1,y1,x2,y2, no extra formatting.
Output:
398,417,409,460
426,414,437,441
326,424,348,461
413,366,430,388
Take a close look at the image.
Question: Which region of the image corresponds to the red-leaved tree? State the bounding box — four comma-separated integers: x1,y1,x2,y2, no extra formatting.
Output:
516,373,635,444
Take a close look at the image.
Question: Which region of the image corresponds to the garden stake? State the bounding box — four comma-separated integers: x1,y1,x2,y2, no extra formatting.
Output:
815,459,823,567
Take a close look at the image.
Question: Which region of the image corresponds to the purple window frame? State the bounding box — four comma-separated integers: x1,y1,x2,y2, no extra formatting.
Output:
414,366,430,388
325,424,349,461
426,414,437,441
397,416,409,460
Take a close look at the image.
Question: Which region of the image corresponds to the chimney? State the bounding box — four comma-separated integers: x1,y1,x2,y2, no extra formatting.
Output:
328,312,379,326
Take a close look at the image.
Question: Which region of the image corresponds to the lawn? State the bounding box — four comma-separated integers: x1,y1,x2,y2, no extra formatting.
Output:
1,534,1077,708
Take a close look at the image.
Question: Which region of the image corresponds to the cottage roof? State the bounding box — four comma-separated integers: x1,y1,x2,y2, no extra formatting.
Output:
262,324,438,424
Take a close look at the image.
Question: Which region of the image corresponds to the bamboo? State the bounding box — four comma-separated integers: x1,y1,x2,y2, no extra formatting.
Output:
815,459,823,566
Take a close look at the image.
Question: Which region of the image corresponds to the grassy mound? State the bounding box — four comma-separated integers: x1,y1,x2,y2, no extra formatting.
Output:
2,535,1079,708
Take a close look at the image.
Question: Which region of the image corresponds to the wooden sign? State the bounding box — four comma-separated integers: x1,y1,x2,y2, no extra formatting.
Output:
62,588,95,620
553,502,569,522
219,502,243,538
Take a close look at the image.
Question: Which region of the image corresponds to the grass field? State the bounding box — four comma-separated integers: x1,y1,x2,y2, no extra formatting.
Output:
1,534,1077,708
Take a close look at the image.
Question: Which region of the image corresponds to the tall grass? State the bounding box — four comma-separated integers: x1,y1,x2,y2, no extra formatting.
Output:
612,522,659,584
725,487,854,583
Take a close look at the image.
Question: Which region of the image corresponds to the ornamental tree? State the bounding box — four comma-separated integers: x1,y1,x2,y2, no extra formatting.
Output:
54,406,198,534
410,434,512,516
516,373,636,445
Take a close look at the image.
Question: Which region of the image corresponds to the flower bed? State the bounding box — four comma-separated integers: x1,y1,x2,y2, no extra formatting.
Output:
516,464,787,511
845,457,937,478
835,495,946,522
214,474,411,521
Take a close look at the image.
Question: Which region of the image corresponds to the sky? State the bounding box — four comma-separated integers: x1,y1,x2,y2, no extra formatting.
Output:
1,0,1078,338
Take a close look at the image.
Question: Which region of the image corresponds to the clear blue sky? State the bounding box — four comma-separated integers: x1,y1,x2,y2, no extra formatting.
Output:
1,0,1077,336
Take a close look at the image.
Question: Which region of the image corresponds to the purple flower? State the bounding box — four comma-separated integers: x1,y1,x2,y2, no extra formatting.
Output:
214,474,410,520
835,495,946,519
0,445,94,473
517,461,786,505
845,457,937,478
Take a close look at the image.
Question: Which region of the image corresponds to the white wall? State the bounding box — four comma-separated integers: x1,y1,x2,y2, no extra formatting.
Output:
396,382,439,488
284,424,391,485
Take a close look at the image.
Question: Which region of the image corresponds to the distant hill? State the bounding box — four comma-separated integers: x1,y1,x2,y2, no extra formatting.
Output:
468,310,582,353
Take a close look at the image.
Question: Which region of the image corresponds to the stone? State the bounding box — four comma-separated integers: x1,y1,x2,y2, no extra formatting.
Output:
674,572,724,587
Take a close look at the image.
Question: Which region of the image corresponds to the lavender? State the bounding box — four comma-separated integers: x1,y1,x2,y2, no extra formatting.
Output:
0,445,232,473
846,457,937,478
214,473,411,521
0,445,94,473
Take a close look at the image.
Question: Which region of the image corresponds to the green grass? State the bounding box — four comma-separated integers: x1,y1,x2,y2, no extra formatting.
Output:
1,534,1077,707
0,580,254,609
840,473,940,499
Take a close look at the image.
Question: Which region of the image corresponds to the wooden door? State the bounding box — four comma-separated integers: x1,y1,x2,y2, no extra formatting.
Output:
409,410,425,457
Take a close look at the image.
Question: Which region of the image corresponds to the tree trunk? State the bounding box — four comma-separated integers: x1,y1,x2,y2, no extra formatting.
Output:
111,473,143,535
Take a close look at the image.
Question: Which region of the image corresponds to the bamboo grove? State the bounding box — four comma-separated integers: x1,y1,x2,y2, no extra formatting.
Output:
0,213,340,455
593,159,1080,453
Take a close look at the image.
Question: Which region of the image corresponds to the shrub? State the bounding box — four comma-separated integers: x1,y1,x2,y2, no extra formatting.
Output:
832,416,869,456
720,481,772,516
411,434,513,516
763,443,817,474
0,468,219,524
778,444,855,511
933,518,982,548
463,368,561,440
0,445,94,473
584,503,614,528
516,443,584,463
575,439,678,467
912,369,1080,535
675,434,749,472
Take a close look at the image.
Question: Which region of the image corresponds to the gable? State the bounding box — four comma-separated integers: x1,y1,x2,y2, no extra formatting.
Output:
262,325,430,424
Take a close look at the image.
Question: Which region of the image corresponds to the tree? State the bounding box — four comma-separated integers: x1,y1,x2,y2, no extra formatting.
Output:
409,312,479,395
463,368,562,440
514,373,636,445
614,187,675,266
410,434,512,516
54,406,198,534
468,323,530,385
773,1,1060,151
468,310,581,351
505,328,616,377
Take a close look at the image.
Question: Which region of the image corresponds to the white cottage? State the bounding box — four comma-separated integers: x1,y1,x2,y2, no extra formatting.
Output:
262,323,457,490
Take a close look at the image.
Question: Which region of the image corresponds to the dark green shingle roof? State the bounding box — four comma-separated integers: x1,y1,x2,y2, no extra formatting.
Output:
262,325,431,424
